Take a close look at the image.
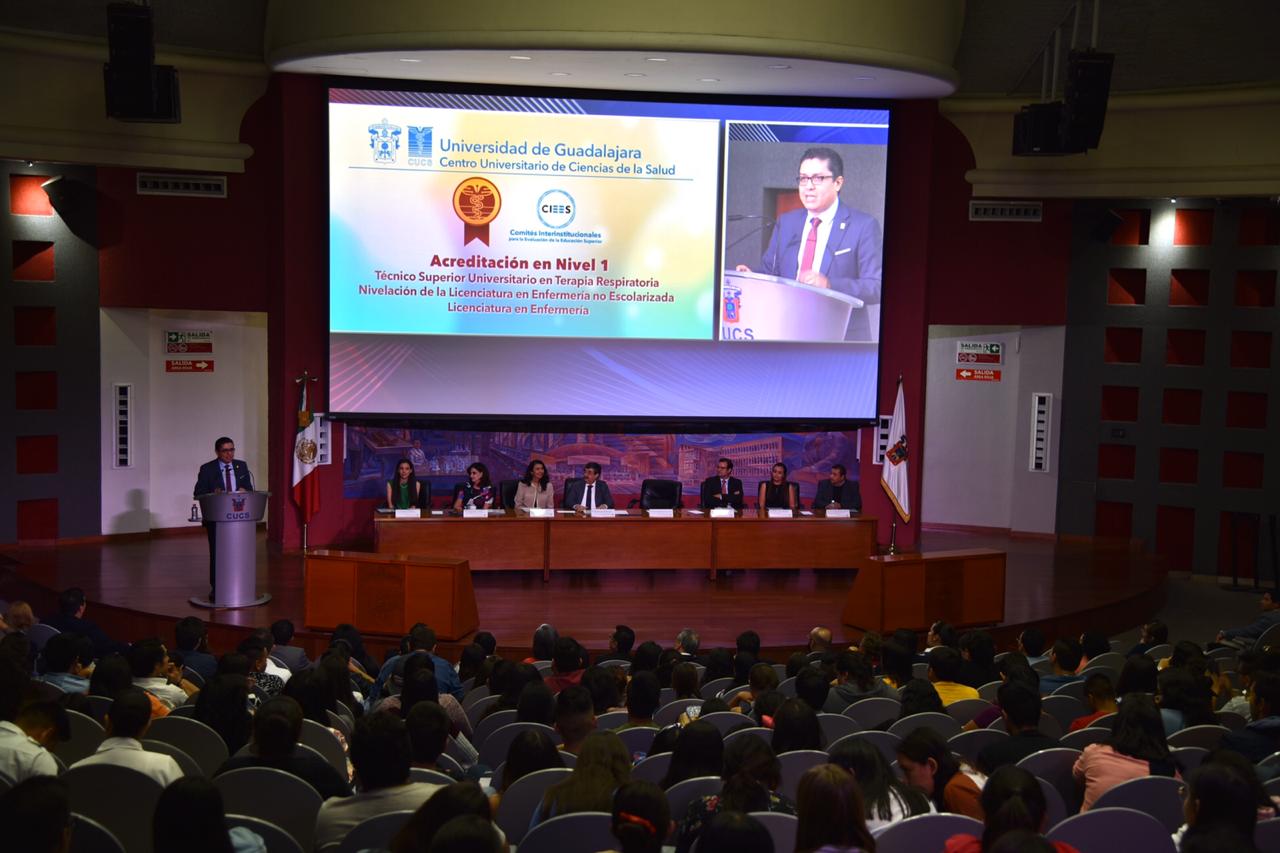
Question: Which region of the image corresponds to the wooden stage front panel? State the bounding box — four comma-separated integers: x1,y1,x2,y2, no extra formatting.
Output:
375,514,547,572
715,517,877,571
548,516,713,571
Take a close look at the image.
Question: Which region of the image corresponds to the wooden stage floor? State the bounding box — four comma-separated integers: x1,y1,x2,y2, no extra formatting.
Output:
0,528,1166,659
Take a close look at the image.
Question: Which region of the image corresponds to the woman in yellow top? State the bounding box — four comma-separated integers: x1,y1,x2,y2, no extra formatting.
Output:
385,458,424,509
514,459,556,509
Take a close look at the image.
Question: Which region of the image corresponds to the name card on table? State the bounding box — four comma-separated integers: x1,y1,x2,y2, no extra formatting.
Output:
825,509,852,518
710,508,735,518
590,508,617,518
462,509,489,518
394,509,421,519
526,507,555,518
767,508,793,518
647,508,675,518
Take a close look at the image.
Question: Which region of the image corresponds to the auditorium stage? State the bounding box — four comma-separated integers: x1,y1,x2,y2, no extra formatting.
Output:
0,528,1166,660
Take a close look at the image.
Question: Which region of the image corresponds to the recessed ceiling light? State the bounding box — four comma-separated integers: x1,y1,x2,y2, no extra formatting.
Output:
699,77,719,83
509,55,532,61
767,64,791,70
855,75,876,81
645,57,668,62
398,58,421,63
549,71,571,77
624,73,646,78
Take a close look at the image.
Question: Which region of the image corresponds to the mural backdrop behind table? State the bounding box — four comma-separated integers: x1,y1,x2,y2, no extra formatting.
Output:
343,428,858,506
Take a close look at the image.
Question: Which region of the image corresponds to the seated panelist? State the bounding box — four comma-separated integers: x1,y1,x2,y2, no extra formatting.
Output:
385,458,424,509
813,463,861,512
514,459,556,510
758,462,798,510
699,457,744,510
453,462,495,511
563,461,613,510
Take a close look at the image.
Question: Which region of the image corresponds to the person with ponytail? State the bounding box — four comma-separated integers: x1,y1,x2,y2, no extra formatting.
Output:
604,780,672,853
674,734,794,853
828,736,932,833
943,766,1079,852
794,763,877,853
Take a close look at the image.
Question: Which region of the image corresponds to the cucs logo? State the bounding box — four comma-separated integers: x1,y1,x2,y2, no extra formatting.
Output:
231,496,246,513
453,177,501,246
368,118,402,164
408,126,433,165
536,189,575,229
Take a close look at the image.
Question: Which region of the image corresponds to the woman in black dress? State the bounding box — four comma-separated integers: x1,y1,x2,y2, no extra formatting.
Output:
758,462,797,510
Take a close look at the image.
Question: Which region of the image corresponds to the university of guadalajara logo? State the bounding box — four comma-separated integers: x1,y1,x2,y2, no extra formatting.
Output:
887,435,908,466
452,177,501,246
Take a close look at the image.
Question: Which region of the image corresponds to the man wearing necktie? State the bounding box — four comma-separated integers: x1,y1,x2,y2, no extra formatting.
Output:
564,461,614,511
700,457,744,511
194,436,255,601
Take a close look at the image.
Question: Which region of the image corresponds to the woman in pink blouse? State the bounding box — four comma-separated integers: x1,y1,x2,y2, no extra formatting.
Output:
1073,693,1178,810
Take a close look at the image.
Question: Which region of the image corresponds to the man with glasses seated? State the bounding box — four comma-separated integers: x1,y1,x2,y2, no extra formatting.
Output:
736,146,882,310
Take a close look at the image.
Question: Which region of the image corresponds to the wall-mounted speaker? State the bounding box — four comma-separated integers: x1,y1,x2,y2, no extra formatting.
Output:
1012,102,1066,156
1060,50,1114,151
103,2,180,123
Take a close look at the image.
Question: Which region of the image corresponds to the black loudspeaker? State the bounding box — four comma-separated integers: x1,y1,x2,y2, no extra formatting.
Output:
106,3,154,68
1012,102,1066,156
1060,49,1114,150
103,3,180,123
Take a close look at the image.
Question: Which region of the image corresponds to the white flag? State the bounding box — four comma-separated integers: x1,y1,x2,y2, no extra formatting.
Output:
881,380,911,522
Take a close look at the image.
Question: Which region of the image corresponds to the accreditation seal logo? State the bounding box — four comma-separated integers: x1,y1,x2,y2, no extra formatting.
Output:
453,177,501,245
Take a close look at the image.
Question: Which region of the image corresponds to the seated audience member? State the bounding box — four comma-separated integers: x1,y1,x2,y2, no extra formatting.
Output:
976,683,1058,773
529,623,560,663
251,627,292,686
0,776,73,853
944,765,1080,853
89,653,167,721
926,621,958,652
672,661,701,701
0,659,60,781
554,685,597,754
880,640,915,689
406,700,453,776
794,666,830,712
71,687,182,786
1222,672,1280,763
603,624,635,663
453,461,496,511
700,648,734,686
808,626,834,655
608,780,672,853
786,652,809,679
727,662,780,713
1126,620,1169,658
658,649,682,690
1077,632,1112,672
1220,650,1274,721
794,763,876,853
216,695,350,798
630,640,663,675
285,668,350,751
674,734,794,853
828,736,933,833
314,712,446,850
660,720,724,789
514,458,556,510
1017,627,1048,666
617,671,662,730
129,637,197,709
1073,693,1177,810
823,651,898,713
370,624,464,704
270,619,311,674
153,776,266,853
332,623,379,676
544,637,587,693
898,678,946,720
582,665,626,714
533,730,631,825
897,727,986,820
4,601,36,635
36,632,92,694
968,659,1039,731
674,628,705,664
173,616,218,682
1173,751,1276,849
516,682,556,726
484,661,542,720
812,464,860,513
427,814,503,853
499,729,565,797
10,702,68,766
43,587,126,659
892,628,922,661
1069,672,1119,731
457,643,486,686
771,698,822,753
1158,666,1218,736
758,462,798,510
237,635,284,698
392,780,495,853
1217,590,1280,650
195,673,254,756
929,647,980,705
737,629,764,660
320,648,366,715
696,812,775,853
1115,653,1158,698
1038,639,1085,695
957,630,999,689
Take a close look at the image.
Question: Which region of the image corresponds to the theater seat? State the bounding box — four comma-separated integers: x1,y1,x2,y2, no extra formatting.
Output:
639,479,682,509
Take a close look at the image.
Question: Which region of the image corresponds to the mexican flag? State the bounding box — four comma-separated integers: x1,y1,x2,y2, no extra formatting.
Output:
881,379,911,523
292,382,321,523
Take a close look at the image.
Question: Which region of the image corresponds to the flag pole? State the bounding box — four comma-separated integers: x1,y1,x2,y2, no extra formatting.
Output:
888,519,898,555
295,370,318,554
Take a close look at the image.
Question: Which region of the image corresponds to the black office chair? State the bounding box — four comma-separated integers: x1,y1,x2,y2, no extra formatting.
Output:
498,479,519,509
417,480,432,509
562,478,582,509
638,479,682,510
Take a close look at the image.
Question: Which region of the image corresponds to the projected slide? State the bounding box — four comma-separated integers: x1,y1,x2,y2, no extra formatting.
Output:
330,106,719,341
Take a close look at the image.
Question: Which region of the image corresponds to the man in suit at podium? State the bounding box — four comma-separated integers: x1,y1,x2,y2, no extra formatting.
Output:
700,457,744,510
813,464,861,512
563,461,613,510
737,147,882,309
194,436,254,600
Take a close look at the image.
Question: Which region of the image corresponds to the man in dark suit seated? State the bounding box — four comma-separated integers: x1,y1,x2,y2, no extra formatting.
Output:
270,619,312,674
562,461,613,510
193,436,255,600
700,457,744,510
812,464,861,512
42,587,126,659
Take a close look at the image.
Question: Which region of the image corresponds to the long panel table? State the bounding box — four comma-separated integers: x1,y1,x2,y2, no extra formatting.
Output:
374,511,878,579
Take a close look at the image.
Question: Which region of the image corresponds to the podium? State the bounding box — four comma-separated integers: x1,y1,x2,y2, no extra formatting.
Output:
722,270,867,342
191,491,271,609
841,549,1006,634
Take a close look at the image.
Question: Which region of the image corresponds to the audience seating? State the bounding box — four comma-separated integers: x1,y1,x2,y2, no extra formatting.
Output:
659,687,676,706
816,712,859,745
655,698,702,726
465,694,501,727
409,767,454,785
494,766,573,843
82,694,112,720
777,750,828,800
1049,680,1087,702
519,811,615,853
214,766,324,853
437,750,466,777
225,814,304,853
747,811,799,853
1166,724,1229,751
68,813,126,853
1144,644,1174,660
912,662,929,680
1266,778,1280,799
26,622,60,652
1016,748,1084,814
630,751,672,785
1083,652,1128,672
665,776,722,822
1216,710,1247,731
1091,776,1185,833
146,715,230,777
990,712,1064,740
1042,695,1088,731
977,680,1002,702
140,738,201,777
700,677,735,700
1088,712,1118,729
889,712,961,741
1255,624,1280,651
843,697,901,730
1046,807,1177,853
470,708,518,747
828,731,901,768
54,709,106,766
325,709,352,738
300,718,349,781
945,698,992,725
776,676,798,698
1036,776,1068,832
947,729,1008,764
617,725,659,759
461,684,490,709
722,726,772,749
1170,746,1209,774
596,659,630,670
1059,727,1111,750
478,722,559,769
335,809,414,853
168,704,198,718
872,813,984,852
444,734,474,769
595,710,630,729
771,663,789,681
698,711,753,737
63,764,164,853
1256,817,1280,851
